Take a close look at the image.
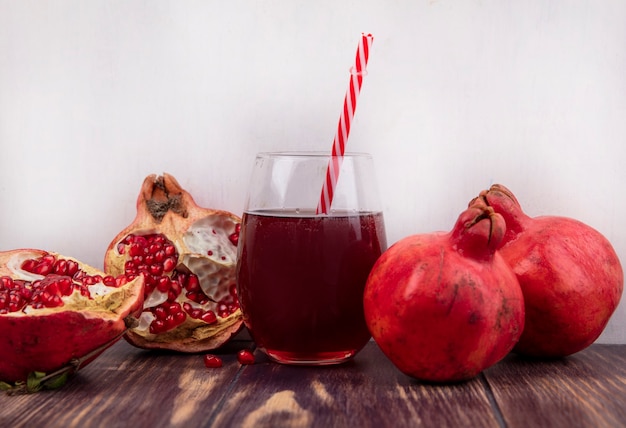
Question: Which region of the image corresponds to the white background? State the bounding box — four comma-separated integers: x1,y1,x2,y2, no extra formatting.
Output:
1,1,624,343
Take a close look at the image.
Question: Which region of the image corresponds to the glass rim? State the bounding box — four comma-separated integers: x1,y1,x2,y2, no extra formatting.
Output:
255,151,373,159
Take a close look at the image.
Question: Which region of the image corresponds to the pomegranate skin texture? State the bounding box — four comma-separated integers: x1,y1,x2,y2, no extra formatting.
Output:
475,184,624,358
104,173,243,353
0,249,144,384
363,202,525,382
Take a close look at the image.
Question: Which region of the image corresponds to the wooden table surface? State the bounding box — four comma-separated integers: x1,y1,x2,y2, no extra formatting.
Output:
1,332,625,428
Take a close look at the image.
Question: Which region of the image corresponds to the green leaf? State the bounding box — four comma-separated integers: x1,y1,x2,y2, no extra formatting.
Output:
0,381,13,391
42,372,69,390
26,371,46,393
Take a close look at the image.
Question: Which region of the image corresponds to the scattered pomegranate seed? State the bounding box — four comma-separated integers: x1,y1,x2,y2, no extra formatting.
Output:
204,354,223,368
237,349,255,365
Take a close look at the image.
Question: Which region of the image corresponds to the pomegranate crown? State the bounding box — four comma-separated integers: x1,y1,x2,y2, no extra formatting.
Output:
451,201,506,259
139,173,193,223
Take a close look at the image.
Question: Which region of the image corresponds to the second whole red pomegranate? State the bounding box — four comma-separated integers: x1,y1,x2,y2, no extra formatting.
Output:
363,201,525,382
104,174,243,353
474,184,623,357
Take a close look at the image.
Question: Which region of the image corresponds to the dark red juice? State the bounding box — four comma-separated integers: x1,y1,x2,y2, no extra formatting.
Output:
236,210,387,364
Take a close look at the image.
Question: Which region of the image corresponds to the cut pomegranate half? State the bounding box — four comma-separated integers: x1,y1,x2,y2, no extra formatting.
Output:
0,249,144,387
104,173,243,353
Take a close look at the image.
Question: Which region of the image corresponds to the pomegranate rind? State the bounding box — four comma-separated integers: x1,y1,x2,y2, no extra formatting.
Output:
364,205,525,382
0,249,144,383
479,184,624,357
124,311,242,352
104,173,243,352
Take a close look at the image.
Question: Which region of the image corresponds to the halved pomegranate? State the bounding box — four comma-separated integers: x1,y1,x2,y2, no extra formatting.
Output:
0,249,144,389
104,173,243,352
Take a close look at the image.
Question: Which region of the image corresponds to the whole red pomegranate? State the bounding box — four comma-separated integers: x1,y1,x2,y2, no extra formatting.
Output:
104,173,243,352
363,202,525,382
474,184,623,357
0,249,144,388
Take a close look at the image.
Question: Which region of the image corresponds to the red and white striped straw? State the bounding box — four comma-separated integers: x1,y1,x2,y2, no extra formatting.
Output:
316,33,374,215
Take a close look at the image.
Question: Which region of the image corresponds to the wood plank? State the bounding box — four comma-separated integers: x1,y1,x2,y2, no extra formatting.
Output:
0,338,250,428
2,336,625,428
484,344,626,428
210,341,501,428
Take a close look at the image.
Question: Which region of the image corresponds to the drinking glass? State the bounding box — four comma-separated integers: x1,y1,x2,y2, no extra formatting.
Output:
236,152,387,365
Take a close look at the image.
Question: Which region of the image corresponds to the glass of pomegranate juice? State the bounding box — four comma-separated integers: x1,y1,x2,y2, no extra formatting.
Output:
236,152,387,365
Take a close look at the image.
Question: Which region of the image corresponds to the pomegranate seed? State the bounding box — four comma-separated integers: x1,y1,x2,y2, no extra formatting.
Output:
154,306,167,320
163,257,177,273
149,264,163,276
228,233,238,247
173,310,186,325
58,277,74,296
19,286,33,300
44,281,60,297
186,275,200,292
201,310,217,324
170,279,182,296
103,275,117,287
67,261,79,276
21,259,38,273
155,250,166,262
133,235,148,248
34,261,53,276
237,349,255,365
186,290,210,305
204,354,223,368
145,254,156,265
46,294,63,308
163,314,177,329
129,245,143,258
0,277,11,289
53,259,68,275
168,302,182,315
229,283,238,298
150,320,166,334
156,277,170,293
